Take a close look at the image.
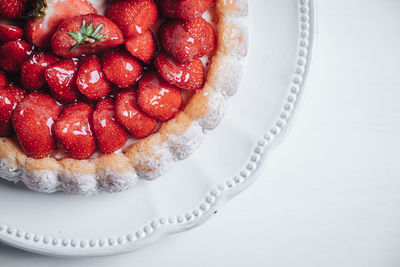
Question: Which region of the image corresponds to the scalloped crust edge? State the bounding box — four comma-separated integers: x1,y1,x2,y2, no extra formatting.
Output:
0,0,249,195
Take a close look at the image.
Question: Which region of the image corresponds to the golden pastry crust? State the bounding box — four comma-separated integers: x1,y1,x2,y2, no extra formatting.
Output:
0,0,249,194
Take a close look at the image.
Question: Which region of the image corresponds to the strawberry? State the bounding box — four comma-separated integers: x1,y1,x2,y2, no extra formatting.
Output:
0,71,7,87
160,0,214,21
106,0,158,38
154,50,204,91
160,18,216,64
0,0,28,19
0,24,23,42
21,52,59,92
0,86,25,136
125,30,156,64
92,98,129,153
76,55,111,101
137,72,183,122
51,14,124,58
115,90,156,138
102,50,142,88
0,40,33,73
12,93,61,159
54,102,96,159
25,0,96,48
45,58,80,103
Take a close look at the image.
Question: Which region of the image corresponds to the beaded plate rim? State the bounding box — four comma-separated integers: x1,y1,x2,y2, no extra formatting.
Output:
0,0,316,257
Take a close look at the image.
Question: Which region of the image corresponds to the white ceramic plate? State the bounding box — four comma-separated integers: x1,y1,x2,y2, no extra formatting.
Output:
0,0,316,257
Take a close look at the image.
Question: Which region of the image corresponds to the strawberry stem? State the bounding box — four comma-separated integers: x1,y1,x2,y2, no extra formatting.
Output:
67,19,107,52
24,0,47,19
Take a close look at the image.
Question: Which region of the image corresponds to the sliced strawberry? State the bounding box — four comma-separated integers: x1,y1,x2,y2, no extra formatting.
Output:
76,55,111,101
54,102,96,159
51,14,124,58
12,93,61,159
0,71,7,87
0,86,25,136
25,0,96,48
0,24,23,42
160,0,214,20
137,72,183,122
115,90,157,138
106,0,158,38
160,18,216,64
92,98,129,153
45,58,80,103
102,50,142,89
154,50,204,91
21,52,60,92
125,30,156,64
0,0,28,19
0,40,33,73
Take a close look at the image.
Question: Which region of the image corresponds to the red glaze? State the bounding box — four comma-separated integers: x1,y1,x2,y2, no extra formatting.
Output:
154,50,204,91
0,0,28,19
12,93,62,159
102,50,142,88
160,0,214,20
54,102,96,159
160,18,216,64
0,24,23,42
21,52,60,92
92,98,129,153
106,0,158,38
0,40,33,73
76,55,111,101
26,0,96,48
137,72,183,122
0,86,26,136
45,58,80,103
51,14,124,58
125,30,156,64
115,90,157,138
0,71,7,87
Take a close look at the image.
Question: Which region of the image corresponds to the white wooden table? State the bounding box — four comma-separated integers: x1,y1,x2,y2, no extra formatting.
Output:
2,1,400,266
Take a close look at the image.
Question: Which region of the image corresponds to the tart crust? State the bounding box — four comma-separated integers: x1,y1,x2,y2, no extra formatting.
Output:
0,0,249,194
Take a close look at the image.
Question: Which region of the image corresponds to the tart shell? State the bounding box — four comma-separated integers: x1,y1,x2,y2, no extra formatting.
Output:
0,0,249,195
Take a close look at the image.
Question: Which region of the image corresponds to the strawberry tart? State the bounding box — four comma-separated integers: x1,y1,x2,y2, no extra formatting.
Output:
0,0,248,194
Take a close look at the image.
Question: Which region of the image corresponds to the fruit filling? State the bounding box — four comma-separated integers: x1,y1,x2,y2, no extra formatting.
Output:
0,0,216,160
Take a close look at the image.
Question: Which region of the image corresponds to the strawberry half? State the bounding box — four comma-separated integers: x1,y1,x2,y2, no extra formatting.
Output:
51,14,124,58
160,0,214,21
12,93,62,159
106,0,158,38
45,58,80,103
102,50,142,88
92,98,129,153
0,0,28,19
137,72,183,122
0,40,33,73
125,30,156,64
160,18,216,64
76,55,111,101
0,71,7,87
21,52,60,92
54,102,96,159
0,24,23,42
0,86,26,136
115,90,157,138
25,0,97,48
154,50,204,91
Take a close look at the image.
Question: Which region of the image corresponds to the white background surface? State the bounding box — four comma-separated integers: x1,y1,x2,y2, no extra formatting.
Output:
1,0,400,266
